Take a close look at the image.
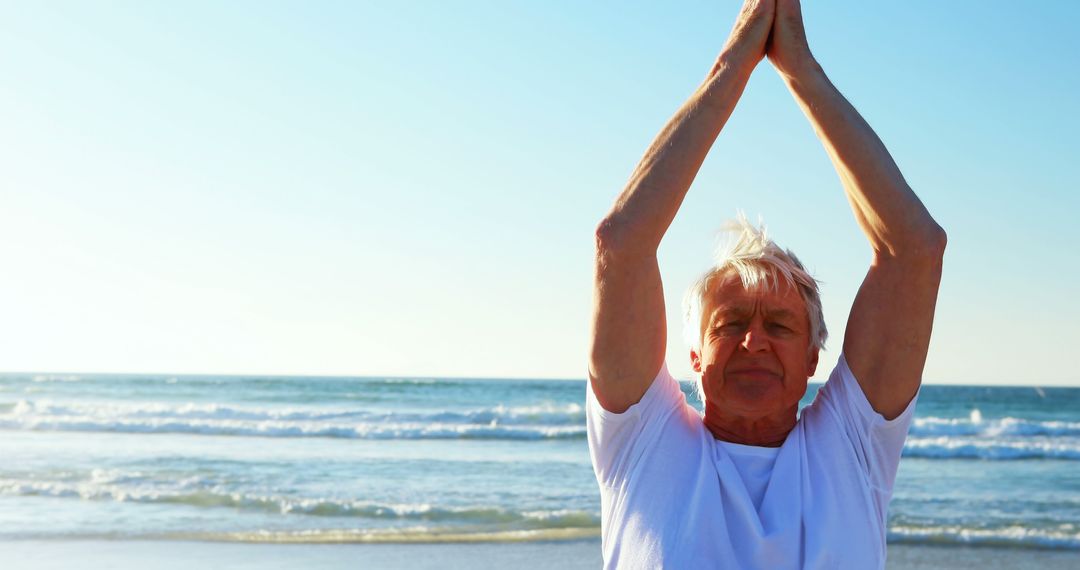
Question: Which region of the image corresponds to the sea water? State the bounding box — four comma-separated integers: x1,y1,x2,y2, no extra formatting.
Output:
1,370,1078,550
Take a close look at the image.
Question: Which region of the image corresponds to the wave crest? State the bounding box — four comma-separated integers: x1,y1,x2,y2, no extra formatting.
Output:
0,399,585,441
911,416,1080,438
903,436,1080,460
889,523,1080,550
0,478,599,528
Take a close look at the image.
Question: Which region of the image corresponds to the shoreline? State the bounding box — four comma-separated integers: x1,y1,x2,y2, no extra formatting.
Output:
5,539,1080,569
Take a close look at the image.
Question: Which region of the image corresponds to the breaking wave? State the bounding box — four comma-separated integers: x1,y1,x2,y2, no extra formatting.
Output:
0,399,585,440
888,523,1080,550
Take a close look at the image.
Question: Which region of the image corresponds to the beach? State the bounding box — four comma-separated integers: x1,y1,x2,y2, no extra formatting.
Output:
4,0,1077,566
2,372,1078,566
5,540,1079,569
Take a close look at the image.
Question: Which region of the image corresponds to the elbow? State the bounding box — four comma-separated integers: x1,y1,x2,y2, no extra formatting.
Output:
594,218,621,255
913,223,947,259
932,225,948,256
594,216,639,258
922,223,948,260
877,224,947,267
594,215,661,259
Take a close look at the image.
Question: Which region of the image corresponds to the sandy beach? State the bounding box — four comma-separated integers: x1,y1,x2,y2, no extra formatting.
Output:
5,540,1078,569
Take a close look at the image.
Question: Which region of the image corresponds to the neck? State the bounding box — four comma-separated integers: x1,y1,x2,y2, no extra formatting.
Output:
702,401,797,447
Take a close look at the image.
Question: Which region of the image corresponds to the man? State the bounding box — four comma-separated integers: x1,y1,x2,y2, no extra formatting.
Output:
587,0,946,568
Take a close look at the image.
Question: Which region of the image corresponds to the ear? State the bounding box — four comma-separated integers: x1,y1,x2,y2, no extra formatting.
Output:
690,348,702,373
807,347,820,378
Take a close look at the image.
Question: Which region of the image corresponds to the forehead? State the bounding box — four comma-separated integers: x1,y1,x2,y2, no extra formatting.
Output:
703,272,807,319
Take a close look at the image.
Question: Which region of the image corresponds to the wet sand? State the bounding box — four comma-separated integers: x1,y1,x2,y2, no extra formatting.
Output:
4,540,1077,569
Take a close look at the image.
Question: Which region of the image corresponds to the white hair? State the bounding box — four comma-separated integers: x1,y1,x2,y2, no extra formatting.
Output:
682,214,827,393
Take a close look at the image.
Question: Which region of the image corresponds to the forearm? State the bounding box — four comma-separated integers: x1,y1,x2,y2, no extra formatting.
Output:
785,66,945,258
597,58,754,255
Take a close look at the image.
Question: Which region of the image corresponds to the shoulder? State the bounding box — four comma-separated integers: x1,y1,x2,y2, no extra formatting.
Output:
814,354,919,431
801,353,918,493
586,362,705,486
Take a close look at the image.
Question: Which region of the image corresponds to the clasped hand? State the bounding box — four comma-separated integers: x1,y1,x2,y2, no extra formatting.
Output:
721,0,818,82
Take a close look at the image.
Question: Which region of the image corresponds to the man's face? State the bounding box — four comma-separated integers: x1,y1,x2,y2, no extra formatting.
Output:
691,272,819,419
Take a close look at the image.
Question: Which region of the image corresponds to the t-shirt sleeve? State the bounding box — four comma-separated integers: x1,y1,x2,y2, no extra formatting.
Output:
585,362,687,487
812,353,918,498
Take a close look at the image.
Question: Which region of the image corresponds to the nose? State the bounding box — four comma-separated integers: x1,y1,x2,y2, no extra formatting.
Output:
739,321,770,353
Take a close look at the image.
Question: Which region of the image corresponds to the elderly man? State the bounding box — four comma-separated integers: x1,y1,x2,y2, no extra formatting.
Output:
587,0,946,568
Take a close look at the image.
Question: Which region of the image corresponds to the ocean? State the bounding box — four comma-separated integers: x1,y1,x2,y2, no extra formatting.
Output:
2,369,1078,553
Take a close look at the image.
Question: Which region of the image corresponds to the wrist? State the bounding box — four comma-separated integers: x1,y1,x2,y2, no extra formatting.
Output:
779,57,826,90
782,61,842,114
697,56,753,114
710,49,760,84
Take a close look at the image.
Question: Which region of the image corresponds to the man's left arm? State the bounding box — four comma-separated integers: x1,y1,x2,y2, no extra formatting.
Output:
770,0,946,420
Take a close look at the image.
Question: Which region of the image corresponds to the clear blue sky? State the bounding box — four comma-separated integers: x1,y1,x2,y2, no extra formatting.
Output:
1,1,1077,385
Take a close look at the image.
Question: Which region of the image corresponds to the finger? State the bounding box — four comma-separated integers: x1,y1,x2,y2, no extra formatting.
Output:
775,0,805,30
727,0,775,48
736,0,775,31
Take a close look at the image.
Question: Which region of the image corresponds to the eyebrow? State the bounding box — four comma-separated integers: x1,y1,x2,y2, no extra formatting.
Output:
763,309,799,321
710,306,799,323
711,306,751,320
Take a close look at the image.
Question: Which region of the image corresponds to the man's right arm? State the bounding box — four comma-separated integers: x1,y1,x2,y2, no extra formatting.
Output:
589,0,775,413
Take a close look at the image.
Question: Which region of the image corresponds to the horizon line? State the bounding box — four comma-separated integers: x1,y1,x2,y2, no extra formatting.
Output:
1,369,1077,389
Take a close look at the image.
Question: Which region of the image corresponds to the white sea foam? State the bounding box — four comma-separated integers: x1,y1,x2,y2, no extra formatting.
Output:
5,399,1077,452
903,436,1080,460
380,378,440,385
182,526,602,544
0,416,586,440
0,477,600,527
4,399,584,424
0,398,585,440
30,374,82,383
889,523,1080,550
911,416,1080,437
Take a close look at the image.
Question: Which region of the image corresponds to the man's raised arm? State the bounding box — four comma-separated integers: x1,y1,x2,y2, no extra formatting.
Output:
589,1,775,413
769,0,947,419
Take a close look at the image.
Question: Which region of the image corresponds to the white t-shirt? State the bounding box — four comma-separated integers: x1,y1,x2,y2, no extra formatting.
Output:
586,354,916,569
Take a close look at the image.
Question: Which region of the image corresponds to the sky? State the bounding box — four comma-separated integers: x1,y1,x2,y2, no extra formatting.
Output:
1,1,1078,386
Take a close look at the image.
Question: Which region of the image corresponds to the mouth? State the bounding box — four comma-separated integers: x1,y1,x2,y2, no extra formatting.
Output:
725,368,781,381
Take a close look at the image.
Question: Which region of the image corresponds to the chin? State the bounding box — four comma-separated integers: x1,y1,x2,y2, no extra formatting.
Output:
720,376,806,409
729,394,784,414
706,383,777,409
